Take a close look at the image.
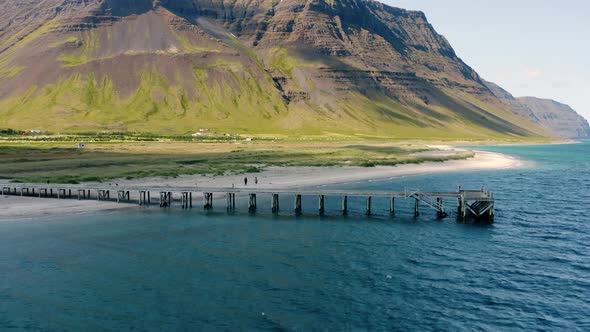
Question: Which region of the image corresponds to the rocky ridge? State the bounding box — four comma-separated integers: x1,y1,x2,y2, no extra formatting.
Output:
484,81,589,139
0,0,576,139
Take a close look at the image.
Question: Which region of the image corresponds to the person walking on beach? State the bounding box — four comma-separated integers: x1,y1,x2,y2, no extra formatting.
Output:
244,177,248,186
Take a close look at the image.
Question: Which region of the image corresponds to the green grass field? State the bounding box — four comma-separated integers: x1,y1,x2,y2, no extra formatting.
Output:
0,138,475,184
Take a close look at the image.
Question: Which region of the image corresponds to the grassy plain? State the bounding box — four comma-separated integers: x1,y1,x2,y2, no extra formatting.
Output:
0,137,475,184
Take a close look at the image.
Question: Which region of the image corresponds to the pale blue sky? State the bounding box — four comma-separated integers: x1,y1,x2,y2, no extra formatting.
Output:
384,0,590,120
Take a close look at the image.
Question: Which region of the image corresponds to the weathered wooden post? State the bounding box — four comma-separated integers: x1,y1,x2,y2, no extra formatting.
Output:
490,192,495,221
189,192,193,208
342,196,348,215
181,192,190,209
436,197,446,218
414,198,420,217
159,192,167,207
390,197,395,216
318,195,325,215
294,194,302,214
249,194,257,212
203,193,213,209
226,193,236,211
272,194,280,213
458,194,466,221
366,196,372,215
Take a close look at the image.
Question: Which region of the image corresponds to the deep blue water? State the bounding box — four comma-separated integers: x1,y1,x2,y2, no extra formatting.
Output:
1,142,589,331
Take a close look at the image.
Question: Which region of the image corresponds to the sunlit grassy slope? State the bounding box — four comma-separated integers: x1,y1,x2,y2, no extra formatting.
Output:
0,10,550,141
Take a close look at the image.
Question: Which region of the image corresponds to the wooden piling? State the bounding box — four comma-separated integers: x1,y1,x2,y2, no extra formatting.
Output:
226,193,236,211
271,194,280,213
414,198,420,217
319,195,325,215
342,196,348,215
458,194,466,221
294,194,302,214
366,196,372,215
249,194,257,212
181,192,190,209
390,197,395,216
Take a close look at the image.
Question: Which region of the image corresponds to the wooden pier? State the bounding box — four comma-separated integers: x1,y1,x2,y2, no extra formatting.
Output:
0,184,496,222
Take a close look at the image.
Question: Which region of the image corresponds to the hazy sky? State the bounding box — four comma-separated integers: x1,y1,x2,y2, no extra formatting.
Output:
384,0,590,120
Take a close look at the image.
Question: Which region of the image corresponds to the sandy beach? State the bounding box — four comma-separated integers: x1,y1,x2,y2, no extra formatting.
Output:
109,149,522,189
0,149,521,220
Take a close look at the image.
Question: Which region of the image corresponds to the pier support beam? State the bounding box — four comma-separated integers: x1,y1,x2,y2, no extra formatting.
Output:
342,196,348,215
366,196,372,215
271,194,280,213
139,191,149,206
203,193,213,209
458,194,466,221
160,192,171,208
226,193,236,211
294,194,302,214
97,190,110,201
414,198,420,217
248,194,257,212
181,192,191,209
436,197,447,218
390,197,395,216
117,190,130,203
318,195,325,215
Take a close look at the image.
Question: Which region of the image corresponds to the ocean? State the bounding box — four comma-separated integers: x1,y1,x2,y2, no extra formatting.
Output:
1,142,589,331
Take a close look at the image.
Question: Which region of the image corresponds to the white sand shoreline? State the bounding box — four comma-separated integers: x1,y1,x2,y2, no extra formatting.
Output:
0,149,522,220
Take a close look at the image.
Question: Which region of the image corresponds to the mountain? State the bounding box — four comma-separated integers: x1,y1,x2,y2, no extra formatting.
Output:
484,81,590,139
0,0,553,138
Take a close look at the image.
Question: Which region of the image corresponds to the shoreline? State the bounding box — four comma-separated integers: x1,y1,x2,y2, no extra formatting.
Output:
0,196,133,221
0,149,522,220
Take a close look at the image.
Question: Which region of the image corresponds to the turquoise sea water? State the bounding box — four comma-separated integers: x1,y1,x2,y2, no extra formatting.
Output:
1,142,589,331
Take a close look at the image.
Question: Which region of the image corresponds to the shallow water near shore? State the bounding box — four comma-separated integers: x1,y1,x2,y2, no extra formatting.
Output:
1,142,589,331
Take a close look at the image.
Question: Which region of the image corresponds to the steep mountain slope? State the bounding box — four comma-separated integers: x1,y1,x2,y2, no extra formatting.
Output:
484,81,589,139
0,0,549,139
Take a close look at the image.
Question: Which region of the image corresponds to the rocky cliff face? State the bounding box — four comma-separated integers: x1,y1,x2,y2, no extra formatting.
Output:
0,0,552,138
484,81,589,139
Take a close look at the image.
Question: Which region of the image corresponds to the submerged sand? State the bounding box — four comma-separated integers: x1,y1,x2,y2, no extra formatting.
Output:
0,196,128,220
0,150,521,220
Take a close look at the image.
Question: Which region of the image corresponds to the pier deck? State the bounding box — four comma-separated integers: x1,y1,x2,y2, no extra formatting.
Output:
1,183,495,222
